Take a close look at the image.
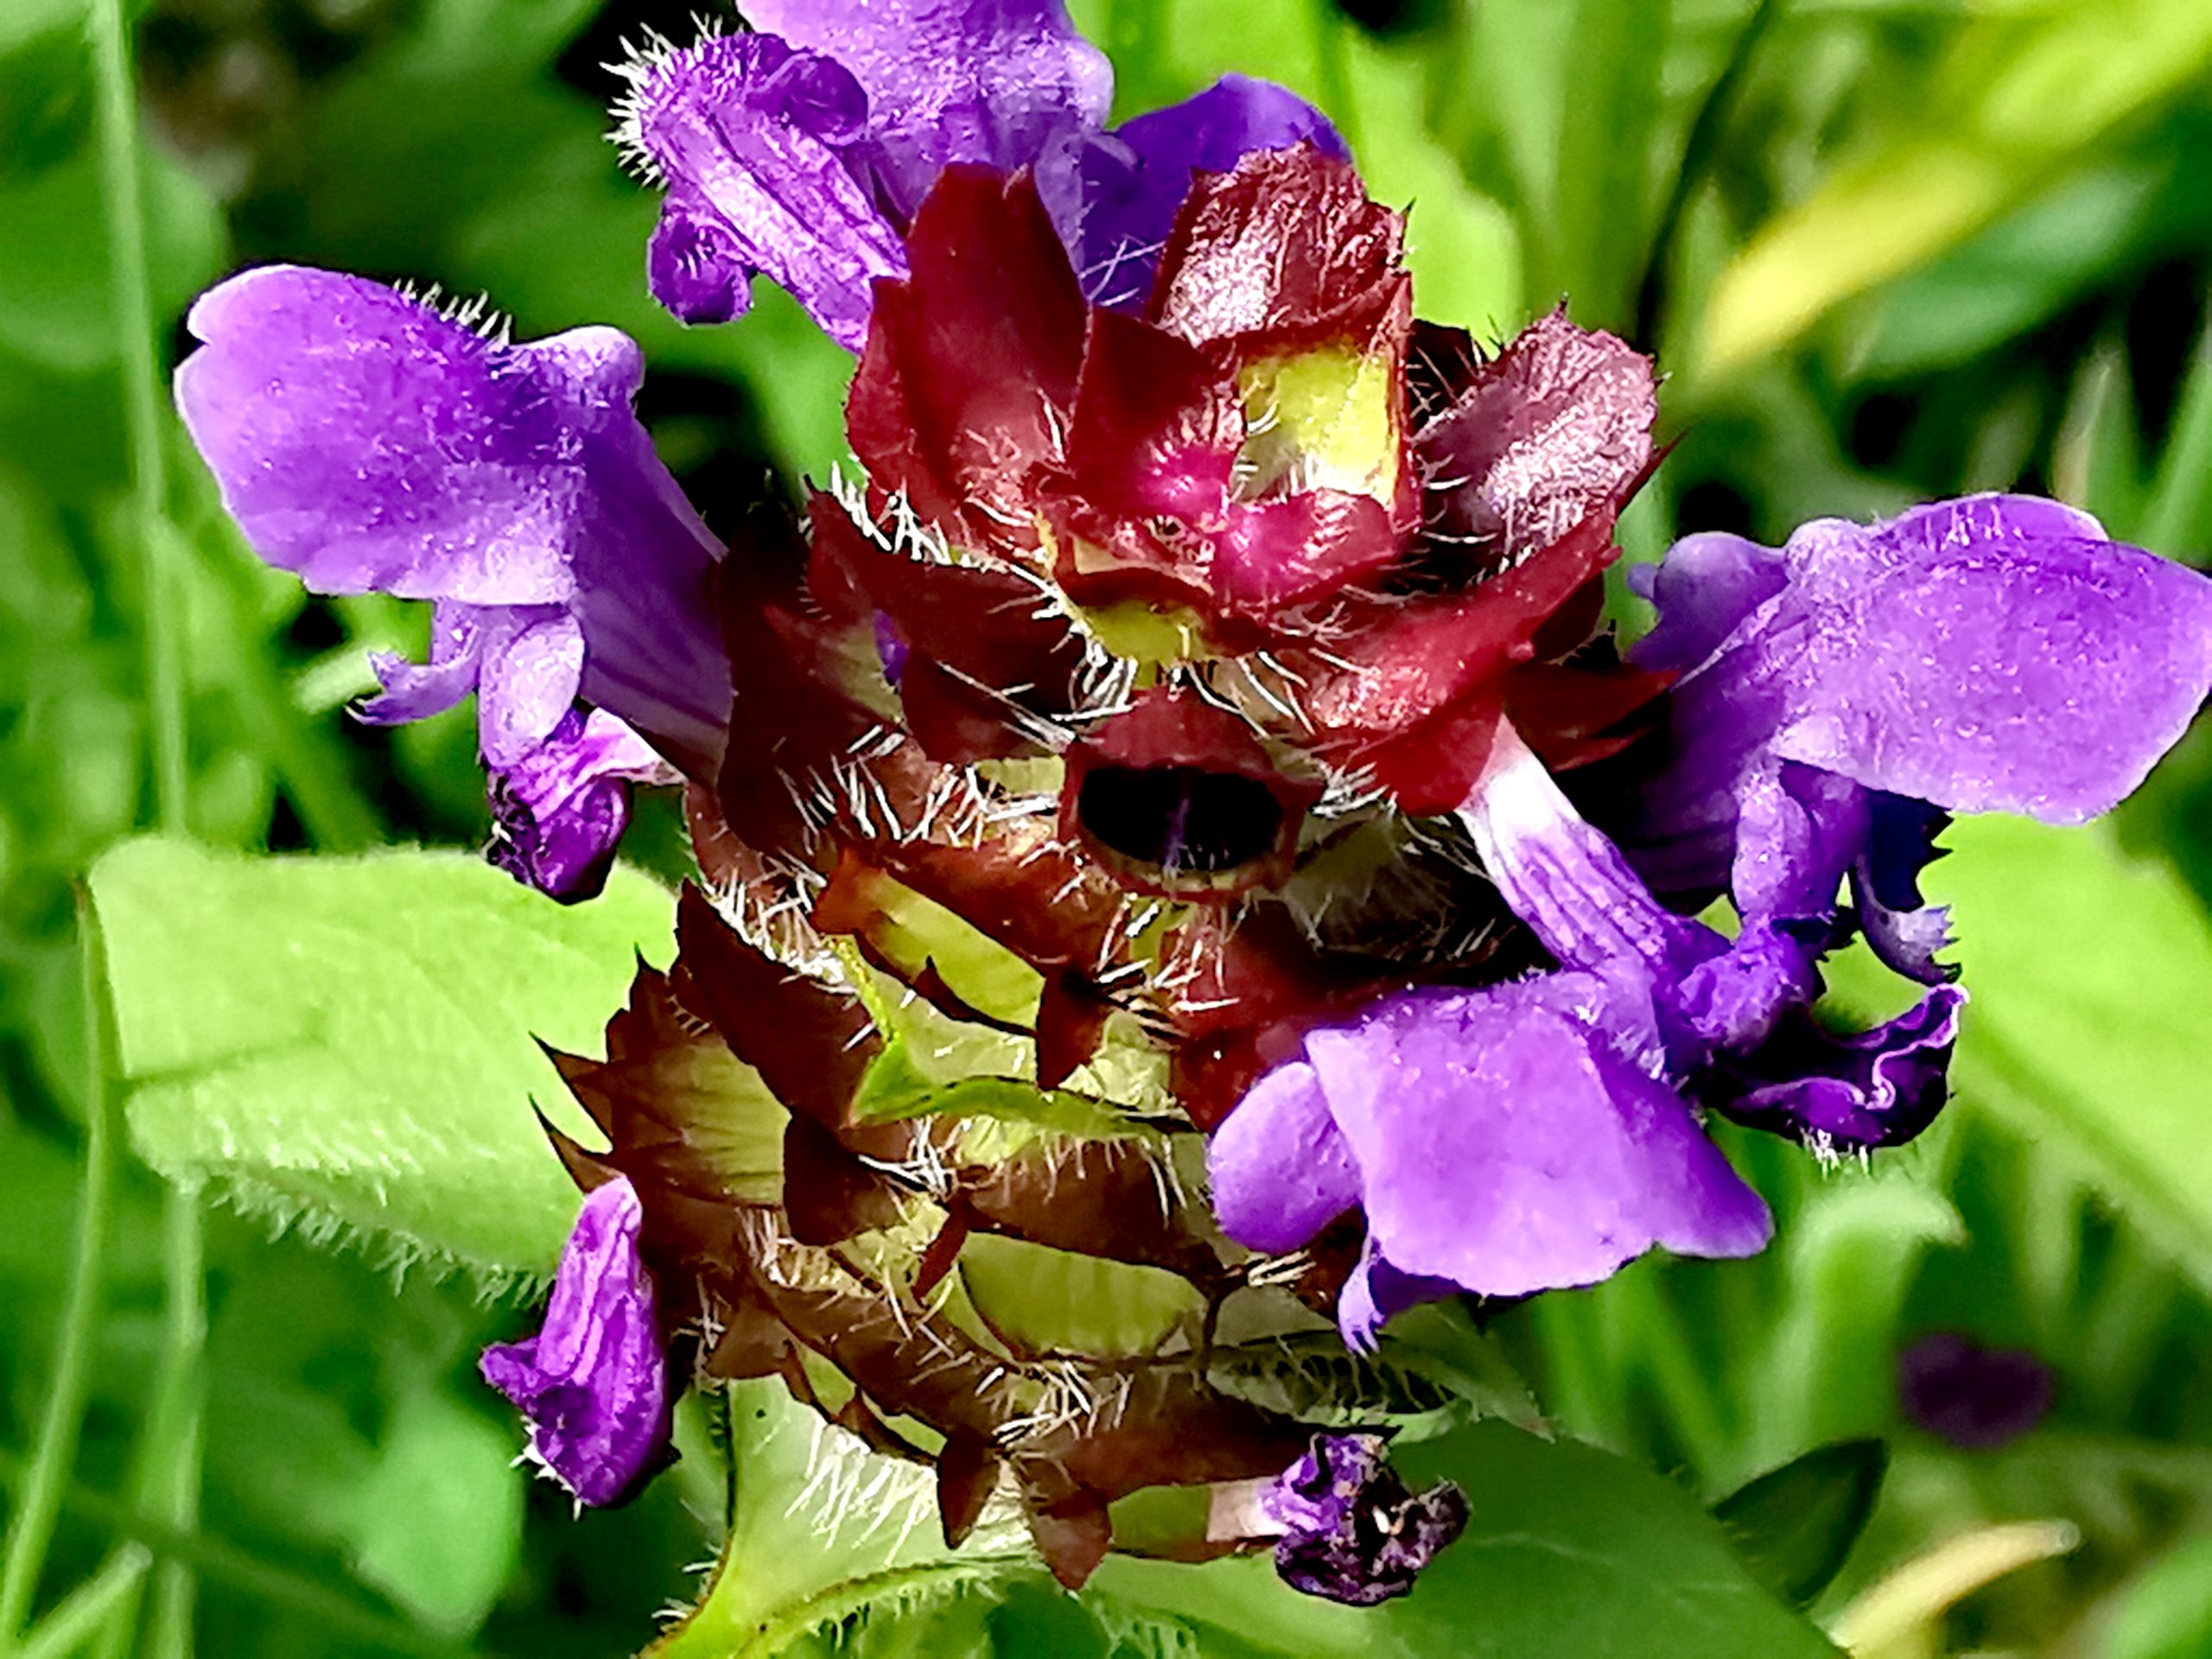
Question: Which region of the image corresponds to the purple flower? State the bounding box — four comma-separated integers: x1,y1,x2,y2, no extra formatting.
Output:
1210,725,1931,1346
617,3,1339,346
480,1175,671,1507
742,0,1112,215
176,267,733,780
487,709,678,904
620,31,909,346
1897,1332,2054,1451
1618,494,2212,980
1212,493,2212,1345
1262,1433,1469,1606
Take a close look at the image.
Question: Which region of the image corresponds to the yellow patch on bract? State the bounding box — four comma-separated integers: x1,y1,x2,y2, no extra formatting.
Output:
1076,594,1215,665
1236,343,1400,505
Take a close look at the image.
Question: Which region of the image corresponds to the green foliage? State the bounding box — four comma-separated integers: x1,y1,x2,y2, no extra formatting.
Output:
1713,1441,1889,1610
90,838,675,1276
2102,1531,2212,1659
658,1385,1835,1658
1698,0,2212,373
649,1380,1031,1659
334,1388,524,1635
1829,818,2212,1293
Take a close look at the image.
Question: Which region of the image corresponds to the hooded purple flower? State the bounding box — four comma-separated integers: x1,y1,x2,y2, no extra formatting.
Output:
487,709,678,903
619,30,910,346
616,1,1340,346
1058,73,1349,308
480,1174,671,1507
1211,493,2212,1346
1211,731,1782,1347
1211,493,2212,1353
1618,494,2212,981
175,266,732,782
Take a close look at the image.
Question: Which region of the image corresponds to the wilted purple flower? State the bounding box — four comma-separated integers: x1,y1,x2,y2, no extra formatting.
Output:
480,1175,671,1507
487,709,678,903
1262,1433,1469,1606
1898,1332,2054,1451
615,1,1338,345
175,267,732,780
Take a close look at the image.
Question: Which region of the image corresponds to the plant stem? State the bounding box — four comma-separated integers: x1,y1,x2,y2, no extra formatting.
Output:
0,1457,470,1659
0,906,123,1649
91,3,207,1651
92,0,186,837
1632,0,1779,355
14,1550,150,1659
137,1203,207,1659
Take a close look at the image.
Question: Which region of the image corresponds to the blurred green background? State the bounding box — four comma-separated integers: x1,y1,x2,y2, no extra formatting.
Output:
4,0,2212,1653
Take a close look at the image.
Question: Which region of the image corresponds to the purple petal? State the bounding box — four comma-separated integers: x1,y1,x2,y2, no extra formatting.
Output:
645,194,753,327
177,266,732,773
1625,531,1788,676
357,602,489,726
1263,1433,1469,1607
624,35,908,349
1852,793,1957,985
178,268,578,606
1334,1250,1470,1357
1205,1058,1363,1255
1462,729,1862,1062
1304,977,1771,1334
480,1175,671,1505
1662,760,1864,1052
1773,512,2212,822
741,0,1113,219
476,610,586,768
1710,985,1966,1152
487,709,677,902
1062,76,1346,311
1630,494,2212,878
1459,730,1725,1057
1897,1331,2054,1451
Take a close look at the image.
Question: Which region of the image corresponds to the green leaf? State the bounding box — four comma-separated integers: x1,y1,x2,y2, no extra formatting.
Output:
0,143,226,376
1090,1423,1841,1657
1712,1440,1887,1610
338,1388,524,1637
1548,0,1671,330
1745,1174,1961,1468
2138,306,2212,561
1699,0,2212,373
2101,1530,2212,1659
2053,338,2146,534
648,1380,1033,1659
1827,817,2212,1293
91,837,676,1278
1847,163,2160,381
